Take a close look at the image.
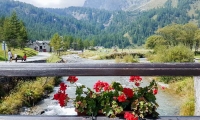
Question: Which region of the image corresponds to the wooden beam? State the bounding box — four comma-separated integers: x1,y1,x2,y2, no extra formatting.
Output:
1,116,200,120
0,63,200,77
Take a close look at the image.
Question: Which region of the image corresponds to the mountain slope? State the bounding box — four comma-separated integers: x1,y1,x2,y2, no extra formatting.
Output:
83,0,150,11
0,0,103,40
0,0,133,48
0,0,199,47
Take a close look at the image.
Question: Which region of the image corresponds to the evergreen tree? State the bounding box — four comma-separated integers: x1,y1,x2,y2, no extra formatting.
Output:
2,18,12,48
18,20,28,49
9,11,20,49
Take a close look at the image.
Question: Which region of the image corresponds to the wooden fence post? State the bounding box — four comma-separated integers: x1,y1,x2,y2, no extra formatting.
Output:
194,76,200,115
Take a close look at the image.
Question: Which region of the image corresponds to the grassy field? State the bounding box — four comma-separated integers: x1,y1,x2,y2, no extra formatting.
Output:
0,43,38,61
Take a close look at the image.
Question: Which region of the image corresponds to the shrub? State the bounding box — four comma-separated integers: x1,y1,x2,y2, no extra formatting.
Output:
153,45,194,63
123,55,138,63
158,76,184,84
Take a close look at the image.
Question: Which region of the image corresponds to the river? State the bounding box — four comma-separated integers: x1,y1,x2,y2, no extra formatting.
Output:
20,54,181,116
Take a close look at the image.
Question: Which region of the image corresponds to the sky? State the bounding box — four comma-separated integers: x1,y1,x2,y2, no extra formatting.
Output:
15,0,86,8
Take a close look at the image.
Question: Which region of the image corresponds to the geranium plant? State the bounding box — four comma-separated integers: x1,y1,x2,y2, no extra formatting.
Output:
53,76,159,120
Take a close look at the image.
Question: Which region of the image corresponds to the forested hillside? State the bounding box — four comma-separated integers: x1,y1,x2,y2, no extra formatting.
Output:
0,0,103,40
127,0,195,45
0,0,199,48
83,0,150,11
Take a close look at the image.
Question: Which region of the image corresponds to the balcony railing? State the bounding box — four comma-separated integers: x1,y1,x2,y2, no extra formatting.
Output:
0,63,200,120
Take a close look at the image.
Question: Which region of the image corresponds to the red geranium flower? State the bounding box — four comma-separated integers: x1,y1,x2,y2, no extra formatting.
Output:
135,82,140,87
153,89,158,95
124,112,138,120
93,80,111,92
54,92,61,100
103,83,112,91
67,76,78,83
59,82,67,91
123,88,134,98
54,91,68,107
129,76,142,82
118,93,126,102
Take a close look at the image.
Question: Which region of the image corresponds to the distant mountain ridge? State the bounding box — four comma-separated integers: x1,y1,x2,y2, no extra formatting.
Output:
83,0,151,11
0,0,199,47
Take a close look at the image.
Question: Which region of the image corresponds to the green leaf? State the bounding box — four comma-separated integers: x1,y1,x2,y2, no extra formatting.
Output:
111,82,123,91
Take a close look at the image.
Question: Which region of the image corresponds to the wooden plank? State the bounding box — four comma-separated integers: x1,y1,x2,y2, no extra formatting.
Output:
0,116,186,120
0,63,200,77
2,116,200,120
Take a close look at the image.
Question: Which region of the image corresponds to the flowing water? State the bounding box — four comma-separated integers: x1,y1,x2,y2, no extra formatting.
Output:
20,54,181,116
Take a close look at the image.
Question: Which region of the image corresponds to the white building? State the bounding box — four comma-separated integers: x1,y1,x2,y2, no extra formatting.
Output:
28,40,51,52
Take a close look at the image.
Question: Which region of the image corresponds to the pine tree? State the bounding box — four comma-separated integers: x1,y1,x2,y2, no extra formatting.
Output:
18,20,28,49
2,18,12,48
9,11,20,49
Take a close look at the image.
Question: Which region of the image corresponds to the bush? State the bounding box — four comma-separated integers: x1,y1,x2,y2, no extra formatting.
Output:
153,45,194,62
44,85,54,92
123,54,138,63
158,76,184,84
54,76,62,86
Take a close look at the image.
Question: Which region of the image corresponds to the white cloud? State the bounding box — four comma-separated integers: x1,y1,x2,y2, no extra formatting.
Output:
15,0,86,8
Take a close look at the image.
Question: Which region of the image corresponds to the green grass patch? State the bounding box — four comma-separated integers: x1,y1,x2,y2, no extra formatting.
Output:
168,77,194,115
0,77,59,114
123,54,139,63
114,54,139,63
0,43,38,61
46,53,61,63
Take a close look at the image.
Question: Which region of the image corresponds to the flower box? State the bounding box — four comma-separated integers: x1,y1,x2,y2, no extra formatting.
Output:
53,76,159,120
